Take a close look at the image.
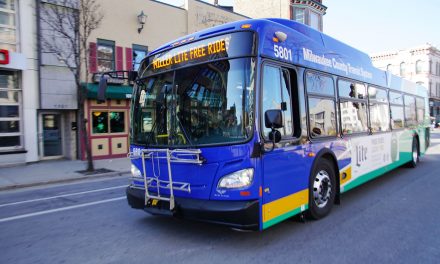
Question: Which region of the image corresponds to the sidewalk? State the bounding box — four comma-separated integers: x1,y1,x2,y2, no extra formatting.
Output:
0,158,131,191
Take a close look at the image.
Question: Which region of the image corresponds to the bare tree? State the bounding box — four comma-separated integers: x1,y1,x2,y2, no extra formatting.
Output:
40,0,103,171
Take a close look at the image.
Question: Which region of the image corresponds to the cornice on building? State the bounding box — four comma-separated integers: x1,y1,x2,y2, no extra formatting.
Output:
290,0,327,14
371,43,440,60
370,52,398,60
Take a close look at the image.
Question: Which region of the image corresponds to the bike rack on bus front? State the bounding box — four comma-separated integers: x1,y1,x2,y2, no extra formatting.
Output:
128,149,204,210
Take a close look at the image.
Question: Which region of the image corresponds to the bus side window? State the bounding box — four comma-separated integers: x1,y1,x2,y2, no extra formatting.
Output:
404,95,417,128
262,65,293,138
389,91,404,129
305,72,337,138
284,68,301,138
368,86,390,132
338,80,368,134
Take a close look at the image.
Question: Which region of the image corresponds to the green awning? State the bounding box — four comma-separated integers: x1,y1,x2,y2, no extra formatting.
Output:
84,83,133,100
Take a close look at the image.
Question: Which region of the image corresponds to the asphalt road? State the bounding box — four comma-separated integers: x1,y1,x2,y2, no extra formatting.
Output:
1,132,440,264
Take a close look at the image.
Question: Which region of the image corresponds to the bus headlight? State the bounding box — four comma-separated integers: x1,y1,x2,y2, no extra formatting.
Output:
131,164,142,178
218,168,254,189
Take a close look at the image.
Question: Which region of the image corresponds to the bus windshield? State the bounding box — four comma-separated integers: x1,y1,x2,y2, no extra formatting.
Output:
132,57,255,147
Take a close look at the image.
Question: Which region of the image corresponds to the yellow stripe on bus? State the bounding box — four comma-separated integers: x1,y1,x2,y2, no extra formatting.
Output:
340,166,352,185
262,189,308,223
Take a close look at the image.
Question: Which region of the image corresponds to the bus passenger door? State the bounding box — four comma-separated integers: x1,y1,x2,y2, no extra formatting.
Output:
261,64,307,228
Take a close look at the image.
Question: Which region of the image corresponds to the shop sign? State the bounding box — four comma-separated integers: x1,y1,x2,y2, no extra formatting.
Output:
0,49,9,65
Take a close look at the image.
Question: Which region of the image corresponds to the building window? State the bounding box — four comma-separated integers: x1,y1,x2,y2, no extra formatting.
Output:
0,71,22,149
386,64,392,72
415,60,422,74
293,7,305,24
97,39,115,72
0,0,16,52
91,111,126,134
132,44,148,71
309,11,320,31
400,62,406,76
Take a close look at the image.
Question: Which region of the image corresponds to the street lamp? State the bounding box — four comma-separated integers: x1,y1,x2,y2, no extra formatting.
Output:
137,11,147,34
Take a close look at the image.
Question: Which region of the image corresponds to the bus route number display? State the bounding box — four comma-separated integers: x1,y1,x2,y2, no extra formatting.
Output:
152,37,230,71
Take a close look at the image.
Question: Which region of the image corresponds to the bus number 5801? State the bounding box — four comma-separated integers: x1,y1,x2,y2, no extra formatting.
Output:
274,44,293,61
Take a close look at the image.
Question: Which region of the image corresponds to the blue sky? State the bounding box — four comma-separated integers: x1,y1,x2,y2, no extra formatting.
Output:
324,0,440,54
158,0,440,54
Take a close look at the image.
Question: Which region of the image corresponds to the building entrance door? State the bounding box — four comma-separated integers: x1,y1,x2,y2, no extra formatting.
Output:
41,113,63,157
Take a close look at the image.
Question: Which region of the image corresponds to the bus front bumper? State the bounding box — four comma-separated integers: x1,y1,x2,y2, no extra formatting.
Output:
126,186,259,230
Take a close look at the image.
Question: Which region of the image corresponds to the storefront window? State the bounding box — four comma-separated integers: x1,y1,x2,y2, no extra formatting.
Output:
92,111,125,134
0,135,19,147
110,112,124,133
0,0,14,10
0,10,14,26
0,71,21,149
92,112,108,133
0,0,16,51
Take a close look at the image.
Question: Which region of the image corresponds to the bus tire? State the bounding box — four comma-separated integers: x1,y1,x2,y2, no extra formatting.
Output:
407,138,419,168
307,159,336,220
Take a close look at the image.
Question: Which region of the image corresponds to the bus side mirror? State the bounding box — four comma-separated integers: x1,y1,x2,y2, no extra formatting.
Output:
265,109,283,129
97,75,108,103
265,109,283,144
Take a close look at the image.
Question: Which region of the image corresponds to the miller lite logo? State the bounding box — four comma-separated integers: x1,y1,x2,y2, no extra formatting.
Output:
355,144,367,167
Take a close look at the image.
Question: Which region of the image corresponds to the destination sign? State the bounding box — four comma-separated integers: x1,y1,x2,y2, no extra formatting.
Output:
152,38,228,70
142,32,255,76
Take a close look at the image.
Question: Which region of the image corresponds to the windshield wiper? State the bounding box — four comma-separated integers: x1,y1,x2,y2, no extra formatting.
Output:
175,115,194,147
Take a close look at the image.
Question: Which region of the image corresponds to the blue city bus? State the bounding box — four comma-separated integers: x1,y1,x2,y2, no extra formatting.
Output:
107,18,429,231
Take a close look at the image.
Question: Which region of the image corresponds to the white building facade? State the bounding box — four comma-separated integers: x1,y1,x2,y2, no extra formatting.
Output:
371,44,440,122
0,0,39,166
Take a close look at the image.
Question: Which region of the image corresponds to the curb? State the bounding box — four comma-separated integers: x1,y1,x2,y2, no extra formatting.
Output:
0,170,130,192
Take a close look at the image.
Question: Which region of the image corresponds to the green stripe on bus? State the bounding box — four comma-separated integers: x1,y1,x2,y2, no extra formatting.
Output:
343,152,412,192
262,204,308,229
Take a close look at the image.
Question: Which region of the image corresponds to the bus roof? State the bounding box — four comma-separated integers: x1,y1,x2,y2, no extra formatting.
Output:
149,18,427,97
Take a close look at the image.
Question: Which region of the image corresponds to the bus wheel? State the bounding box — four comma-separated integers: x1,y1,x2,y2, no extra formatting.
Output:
308,159,336,220
407,138,419,168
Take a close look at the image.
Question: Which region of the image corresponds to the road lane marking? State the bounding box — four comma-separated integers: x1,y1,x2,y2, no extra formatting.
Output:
0,196,126,223
0,185,127,208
